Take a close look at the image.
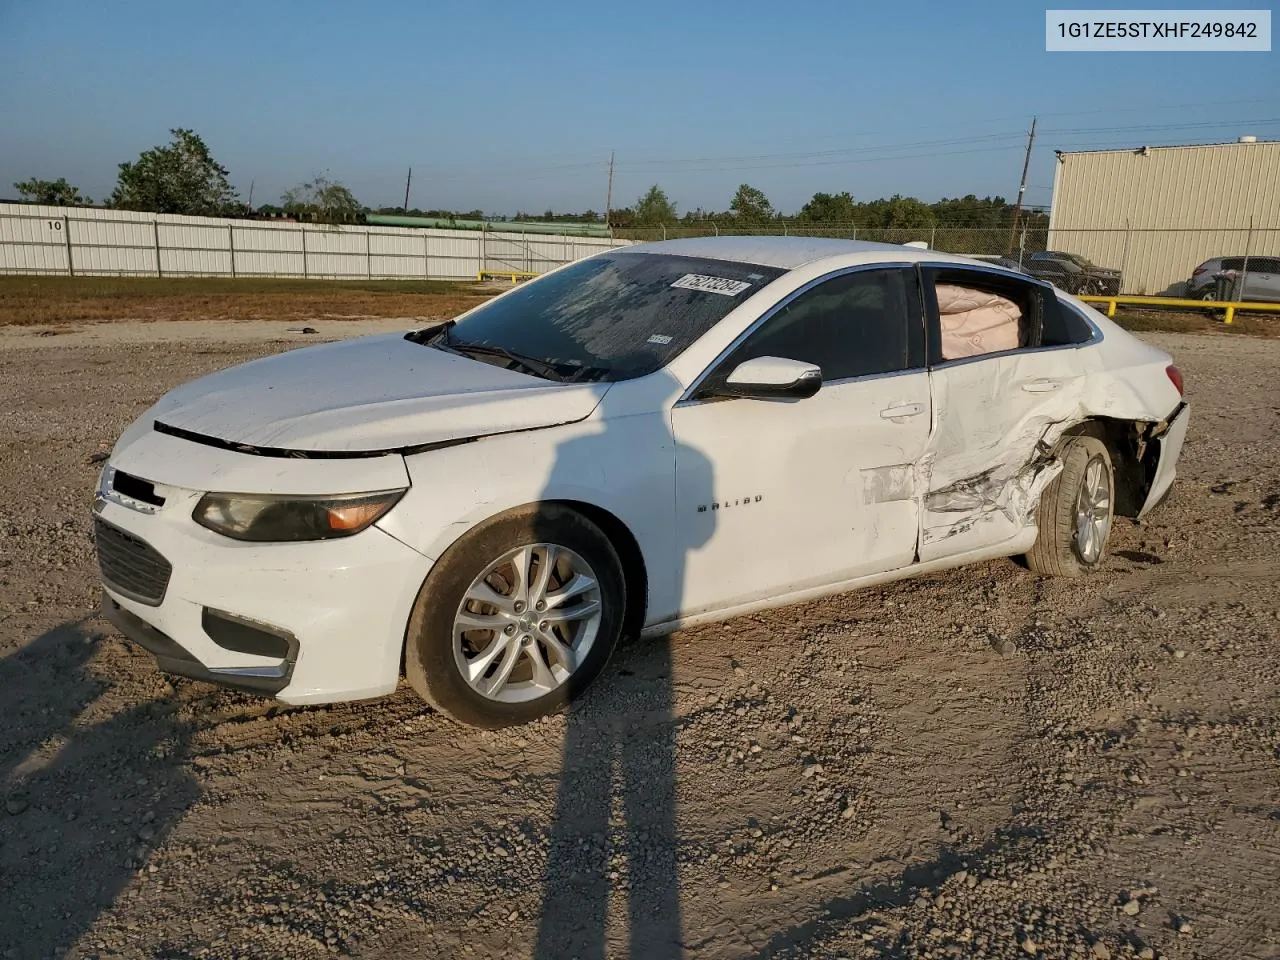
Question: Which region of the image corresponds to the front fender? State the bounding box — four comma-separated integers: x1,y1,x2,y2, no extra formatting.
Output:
373,412,679,619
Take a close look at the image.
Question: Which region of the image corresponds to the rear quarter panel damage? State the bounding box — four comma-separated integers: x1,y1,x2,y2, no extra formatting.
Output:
915,308,1182,556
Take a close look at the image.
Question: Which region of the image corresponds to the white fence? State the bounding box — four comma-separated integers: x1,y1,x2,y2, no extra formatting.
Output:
0,203,629,280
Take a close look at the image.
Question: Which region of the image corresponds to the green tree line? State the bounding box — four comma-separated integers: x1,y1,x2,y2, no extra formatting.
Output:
607,183,1047,231
11,129,1046,232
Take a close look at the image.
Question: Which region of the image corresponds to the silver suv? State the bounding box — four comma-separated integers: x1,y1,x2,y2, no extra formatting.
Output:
1187,256,1280,302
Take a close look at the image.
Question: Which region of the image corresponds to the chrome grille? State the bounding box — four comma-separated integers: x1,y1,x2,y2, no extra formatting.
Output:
94,517,172,606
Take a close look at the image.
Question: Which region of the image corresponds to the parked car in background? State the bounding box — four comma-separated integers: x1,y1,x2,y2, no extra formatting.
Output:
964,254,1030,274
1187,255,1280,302
94,237,1187,728
1025,251,1123,296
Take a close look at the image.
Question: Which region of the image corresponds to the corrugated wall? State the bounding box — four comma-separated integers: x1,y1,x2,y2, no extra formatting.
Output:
0,203,630,279
1048,141,1280,295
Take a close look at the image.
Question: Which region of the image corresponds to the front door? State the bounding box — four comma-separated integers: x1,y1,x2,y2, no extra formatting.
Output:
669,266,932,619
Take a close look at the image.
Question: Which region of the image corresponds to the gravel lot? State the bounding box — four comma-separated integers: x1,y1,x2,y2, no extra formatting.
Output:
2,320,1279,960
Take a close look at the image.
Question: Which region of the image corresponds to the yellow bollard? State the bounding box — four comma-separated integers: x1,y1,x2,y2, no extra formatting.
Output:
1225,305,1235,324
1107,299,1117,318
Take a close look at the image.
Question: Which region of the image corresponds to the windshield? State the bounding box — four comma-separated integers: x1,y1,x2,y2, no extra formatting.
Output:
434,251,786,382
1063,253,1096,269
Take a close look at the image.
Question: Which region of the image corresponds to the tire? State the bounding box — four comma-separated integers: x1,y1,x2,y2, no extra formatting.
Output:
1023,434,1115,578
404,504,626,728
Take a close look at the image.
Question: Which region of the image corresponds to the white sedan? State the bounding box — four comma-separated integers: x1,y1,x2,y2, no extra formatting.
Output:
94,237,1189,727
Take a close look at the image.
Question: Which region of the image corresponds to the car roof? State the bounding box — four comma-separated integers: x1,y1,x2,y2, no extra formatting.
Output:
618,235,997,271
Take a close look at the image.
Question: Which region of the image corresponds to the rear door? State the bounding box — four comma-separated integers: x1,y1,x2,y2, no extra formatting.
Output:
1241,257,1280,302
917,266,1092,563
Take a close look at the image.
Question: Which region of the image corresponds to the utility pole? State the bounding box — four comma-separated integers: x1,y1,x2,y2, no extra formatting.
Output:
246,180,255,211
1008,116,1036,254
605,151,615,235
403,167,412,212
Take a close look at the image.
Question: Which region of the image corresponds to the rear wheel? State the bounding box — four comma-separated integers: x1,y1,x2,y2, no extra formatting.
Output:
404,505,625,728
1023,434,1115,578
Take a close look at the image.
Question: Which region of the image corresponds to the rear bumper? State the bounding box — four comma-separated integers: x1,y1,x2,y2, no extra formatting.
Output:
1138,400,1190,518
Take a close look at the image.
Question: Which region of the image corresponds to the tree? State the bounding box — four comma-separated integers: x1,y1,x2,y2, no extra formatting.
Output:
281,175,362,223
729,183,774,223
932,194,1013,227
882,195,936,230
110,128,238,215
13,177,91,206
633,185,676,225
797,191,856,224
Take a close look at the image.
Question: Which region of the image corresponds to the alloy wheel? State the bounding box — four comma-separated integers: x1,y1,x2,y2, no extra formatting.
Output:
452,543,603,703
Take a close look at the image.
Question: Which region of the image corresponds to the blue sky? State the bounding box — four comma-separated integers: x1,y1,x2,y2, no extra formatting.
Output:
1,0,1276,217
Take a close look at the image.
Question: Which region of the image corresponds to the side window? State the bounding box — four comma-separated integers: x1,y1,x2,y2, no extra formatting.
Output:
719,268,919,382
928,268,1041,361
1041,295,1096,346
1221,258,1244,271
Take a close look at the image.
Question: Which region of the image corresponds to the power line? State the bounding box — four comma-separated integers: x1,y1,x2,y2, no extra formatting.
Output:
362,117,1278,186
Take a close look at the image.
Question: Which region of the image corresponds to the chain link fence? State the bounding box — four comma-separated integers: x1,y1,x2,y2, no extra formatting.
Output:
614,222,1280,298
4,203,1276,300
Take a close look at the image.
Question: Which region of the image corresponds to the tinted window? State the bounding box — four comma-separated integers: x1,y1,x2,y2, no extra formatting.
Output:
437,251,785,382
1245,257,1280,272
720,269,916,382
1222,258,1245,271
1041,295,1095,346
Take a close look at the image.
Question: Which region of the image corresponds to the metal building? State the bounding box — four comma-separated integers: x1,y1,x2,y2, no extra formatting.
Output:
1047,137,1280,295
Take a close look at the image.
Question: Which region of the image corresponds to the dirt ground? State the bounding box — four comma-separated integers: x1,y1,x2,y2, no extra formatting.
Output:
2,319,1279,960
0,277,491,327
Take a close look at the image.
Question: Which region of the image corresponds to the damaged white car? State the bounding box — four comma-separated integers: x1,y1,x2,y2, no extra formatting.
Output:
94,237,1188,727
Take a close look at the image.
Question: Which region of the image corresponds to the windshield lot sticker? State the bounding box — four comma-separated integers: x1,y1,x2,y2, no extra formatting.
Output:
647,334,673,345
671,274,751,296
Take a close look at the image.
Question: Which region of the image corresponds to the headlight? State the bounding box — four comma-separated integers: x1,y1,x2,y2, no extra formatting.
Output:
193,490,406,542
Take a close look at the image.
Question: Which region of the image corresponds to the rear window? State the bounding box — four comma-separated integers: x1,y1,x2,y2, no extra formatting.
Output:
442,251,786,382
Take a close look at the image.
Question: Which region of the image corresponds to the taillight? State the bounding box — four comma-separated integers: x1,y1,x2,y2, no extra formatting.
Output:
1166,364,1184,396
1192,264,1209,276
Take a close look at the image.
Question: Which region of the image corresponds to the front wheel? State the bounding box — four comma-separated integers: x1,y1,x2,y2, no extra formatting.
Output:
1023,434,1115,577
404,505,626,728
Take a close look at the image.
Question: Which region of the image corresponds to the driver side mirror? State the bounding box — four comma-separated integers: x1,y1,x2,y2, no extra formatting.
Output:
702,356,823,401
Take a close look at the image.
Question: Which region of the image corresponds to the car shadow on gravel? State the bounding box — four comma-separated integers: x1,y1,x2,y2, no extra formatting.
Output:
533,369,711,960
0,617,198,958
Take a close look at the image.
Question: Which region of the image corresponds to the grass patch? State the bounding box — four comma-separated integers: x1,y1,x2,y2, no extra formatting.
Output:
0,276,493,326
1109,305,1280,338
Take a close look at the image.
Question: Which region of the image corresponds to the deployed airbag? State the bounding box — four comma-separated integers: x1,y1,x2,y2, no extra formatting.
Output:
936,284,1022,359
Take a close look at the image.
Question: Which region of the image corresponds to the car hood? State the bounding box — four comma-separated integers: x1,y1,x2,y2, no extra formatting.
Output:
127,332,612,455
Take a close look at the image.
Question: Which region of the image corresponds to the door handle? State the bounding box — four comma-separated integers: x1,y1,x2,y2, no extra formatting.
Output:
880,402,925,420
1020,378,1062,393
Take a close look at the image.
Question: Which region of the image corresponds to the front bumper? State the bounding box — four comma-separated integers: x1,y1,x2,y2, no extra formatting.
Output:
103,593,298,695
95,492,437,705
